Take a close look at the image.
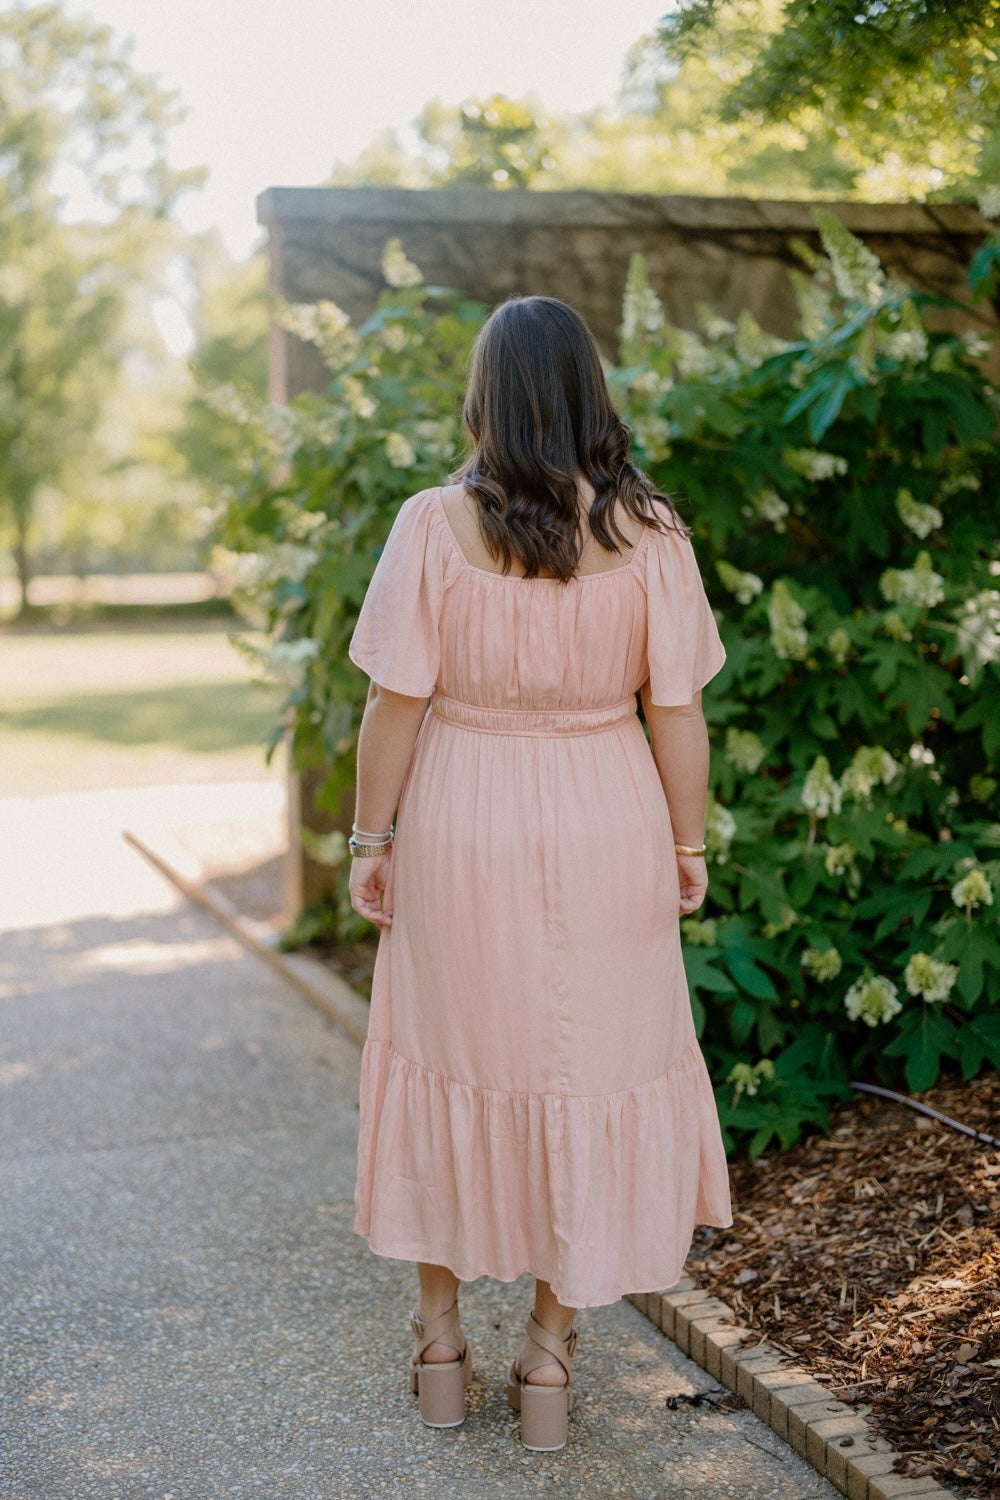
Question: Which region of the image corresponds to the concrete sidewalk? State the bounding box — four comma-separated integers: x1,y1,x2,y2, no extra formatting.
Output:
0,787,838,1499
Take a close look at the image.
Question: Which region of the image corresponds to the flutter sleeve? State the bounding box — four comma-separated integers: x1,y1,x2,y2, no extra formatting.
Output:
348,489,447,697
643,522,726,706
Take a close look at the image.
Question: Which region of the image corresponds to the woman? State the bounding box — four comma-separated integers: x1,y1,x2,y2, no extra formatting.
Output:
347,295,732,1452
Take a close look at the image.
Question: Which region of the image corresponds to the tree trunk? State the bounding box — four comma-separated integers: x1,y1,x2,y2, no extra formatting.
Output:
13,507,30,615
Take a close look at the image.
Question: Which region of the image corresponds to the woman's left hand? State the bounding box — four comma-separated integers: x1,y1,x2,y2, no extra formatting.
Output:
676,853,708,916
349,853,394,929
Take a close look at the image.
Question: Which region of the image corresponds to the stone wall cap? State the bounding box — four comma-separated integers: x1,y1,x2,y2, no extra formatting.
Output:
256,185,991,236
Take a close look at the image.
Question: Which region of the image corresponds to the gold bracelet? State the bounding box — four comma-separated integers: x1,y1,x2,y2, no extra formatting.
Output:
348,833,394,858
674,841,707,857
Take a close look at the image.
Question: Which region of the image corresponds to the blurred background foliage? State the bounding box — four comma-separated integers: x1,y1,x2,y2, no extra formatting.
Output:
3,1,997,615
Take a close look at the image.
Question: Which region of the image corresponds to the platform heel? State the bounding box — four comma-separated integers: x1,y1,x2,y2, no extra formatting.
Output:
506,1313,578,1451
408,1302,473,1428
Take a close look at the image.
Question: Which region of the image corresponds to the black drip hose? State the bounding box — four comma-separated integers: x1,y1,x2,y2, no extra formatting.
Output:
850,1081,1000,1149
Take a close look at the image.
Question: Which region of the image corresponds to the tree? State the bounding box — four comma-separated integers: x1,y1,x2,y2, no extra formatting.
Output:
0,2,201,610
330,4,998,204
331,94,559,191
658,0,1000,197
174,236,270,505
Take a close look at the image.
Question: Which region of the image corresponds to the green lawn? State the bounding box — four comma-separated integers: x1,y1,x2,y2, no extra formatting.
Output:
0,624,284,795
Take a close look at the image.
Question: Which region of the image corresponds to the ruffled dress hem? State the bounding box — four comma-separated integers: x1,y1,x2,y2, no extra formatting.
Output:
354,1035,733,1310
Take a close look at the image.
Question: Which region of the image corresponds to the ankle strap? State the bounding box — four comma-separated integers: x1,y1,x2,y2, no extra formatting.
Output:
410,1302,466,1362
518,1312,578,1381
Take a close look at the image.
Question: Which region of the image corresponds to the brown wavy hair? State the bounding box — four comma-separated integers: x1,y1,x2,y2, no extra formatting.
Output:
453,295,683,581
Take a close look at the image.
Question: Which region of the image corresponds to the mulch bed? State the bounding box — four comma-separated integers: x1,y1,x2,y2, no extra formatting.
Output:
686,1071,1000,1499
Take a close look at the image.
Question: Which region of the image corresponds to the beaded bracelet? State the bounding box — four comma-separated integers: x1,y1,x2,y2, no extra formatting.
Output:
352,823,394,843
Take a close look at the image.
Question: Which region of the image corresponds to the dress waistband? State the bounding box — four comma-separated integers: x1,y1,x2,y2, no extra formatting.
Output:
430,693,637,737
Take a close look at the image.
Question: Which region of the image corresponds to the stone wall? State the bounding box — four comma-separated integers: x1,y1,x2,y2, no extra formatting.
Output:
257,187,998,400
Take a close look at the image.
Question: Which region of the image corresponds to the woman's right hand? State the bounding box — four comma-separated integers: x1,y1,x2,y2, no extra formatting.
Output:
349,853,394,929
677,853,708,916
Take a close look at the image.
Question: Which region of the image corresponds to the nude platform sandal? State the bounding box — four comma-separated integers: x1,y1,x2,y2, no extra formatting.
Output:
409,1302,473,1428
505,1313,578,1451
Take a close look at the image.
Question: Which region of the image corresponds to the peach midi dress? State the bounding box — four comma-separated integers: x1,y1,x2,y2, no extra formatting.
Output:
349,486,732,1309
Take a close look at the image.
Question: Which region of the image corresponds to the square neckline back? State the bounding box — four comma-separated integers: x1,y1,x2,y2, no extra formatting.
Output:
434,485,654,582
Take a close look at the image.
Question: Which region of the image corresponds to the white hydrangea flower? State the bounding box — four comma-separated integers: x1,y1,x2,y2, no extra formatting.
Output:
791,271,833,341
261,637,320,682
895,488,942,539
961,332,992,361
259,403,299,449
956,590,1000,669
385,431,417,469
783,448,849,482
286,507,328,540
840,746,901,802
380,322,408,353
340,376,376,420
882,611,912,643
824,842,857,878
727,1058,775,1099
882,328,928,363
675,329,719,378
681,917,718,947
203,381,257,426
802,947,842,982
725,728,767,774
904,953,958,1003
631,414,671,461
701,314,736,342
622,253,666,347
763,905,798,938
629,368,671,395
844,974,902,1028
717,560,764,607
413,416,458,459
879,551,945,610
279,302,320,342
706,797,737,862
768,580,809,660
951,869,994,912
273,545,319,586
802,755,843,817
381,238,423,289
827,627,851,664
977,184,1000,221
734,310,788,367
752,487,789,531
941,471,981,496
311,300,361,369
814,209,887,307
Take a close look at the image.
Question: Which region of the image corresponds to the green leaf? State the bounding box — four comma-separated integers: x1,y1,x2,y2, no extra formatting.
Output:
683,947,737,996
725,951,779,1000
957,928,1000,1004
884,1009,958,1093
808,368,853,440
958,1012,1000,1077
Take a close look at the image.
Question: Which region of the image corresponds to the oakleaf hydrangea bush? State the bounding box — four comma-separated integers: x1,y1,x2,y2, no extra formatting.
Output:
221,221,1000,1159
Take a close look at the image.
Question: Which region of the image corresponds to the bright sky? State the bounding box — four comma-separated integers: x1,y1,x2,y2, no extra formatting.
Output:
72,0,670,261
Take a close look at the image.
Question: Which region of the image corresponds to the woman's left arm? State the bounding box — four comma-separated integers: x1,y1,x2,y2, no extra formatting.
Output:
349,680,430,928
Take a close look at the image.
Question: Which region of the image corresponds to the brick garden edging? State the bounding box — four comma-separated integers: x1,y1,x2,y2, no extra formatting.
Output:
626,1282,960,1500
127,826,962,1500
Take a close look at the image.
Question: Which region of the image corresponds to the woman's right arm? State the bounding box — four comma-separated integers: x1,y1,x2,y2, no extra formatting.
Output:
641,683,710,915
